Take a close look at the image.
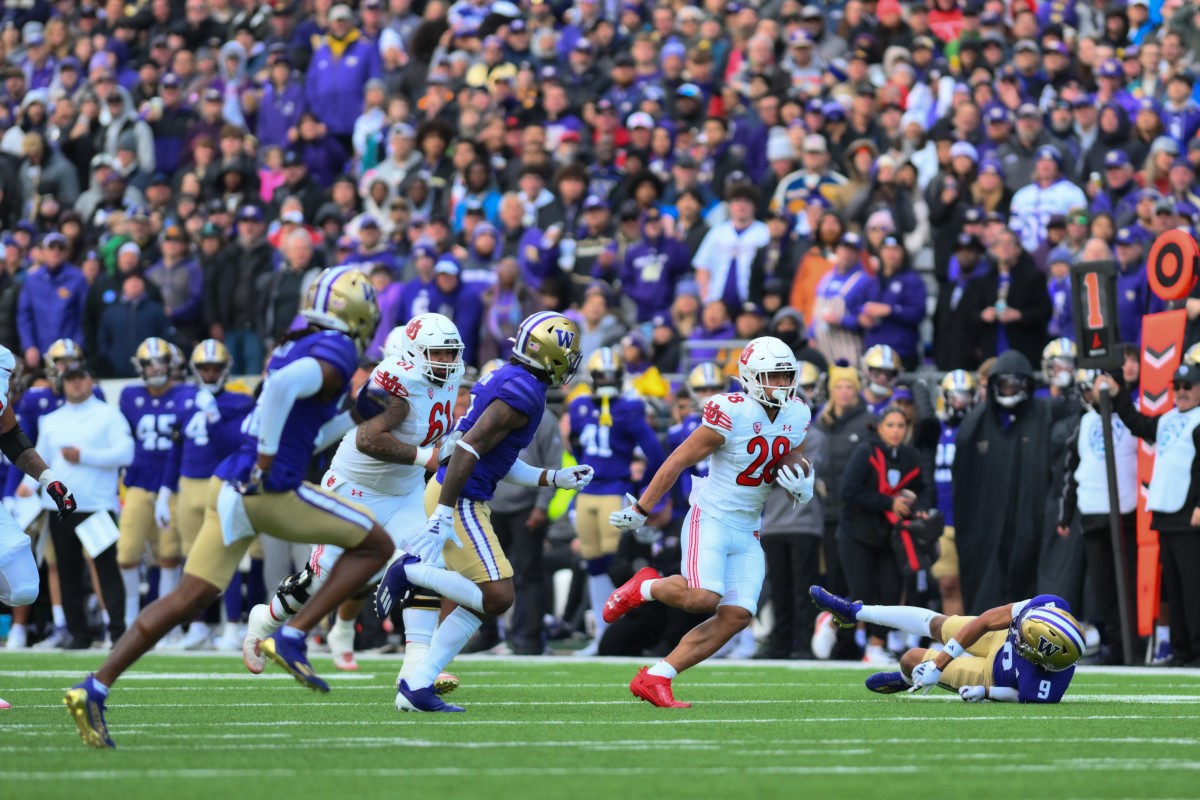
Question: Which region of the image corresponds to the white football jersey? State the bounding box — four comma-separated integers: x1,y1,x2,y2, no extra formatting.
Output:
692,392,812,529
328,355,457,495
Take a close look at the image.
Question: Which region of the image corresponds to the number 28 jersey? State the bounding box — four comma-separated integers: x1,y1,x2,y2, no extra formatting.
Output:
330,355,457,495
693,392,811,529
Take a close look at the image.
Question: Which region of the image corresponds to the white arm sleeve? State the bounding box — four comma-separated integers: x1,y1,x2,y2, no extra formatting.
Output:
256,357,325,456
502,458,545,487
988,687,1020,702
312,410,355,454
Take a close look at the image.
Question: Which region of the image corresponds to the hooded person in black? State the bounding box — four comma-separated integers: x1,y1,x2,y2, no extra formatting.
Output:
952,350,1063,613
768,307,828,373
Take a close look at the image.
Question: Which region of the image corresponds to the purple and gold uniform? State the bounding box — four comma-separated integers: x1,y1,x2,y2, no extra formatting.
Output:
185,329,375,589
117,383,189,565
921,594,1078,703
568,394,664,559
161,385,255,555
427,363,547,582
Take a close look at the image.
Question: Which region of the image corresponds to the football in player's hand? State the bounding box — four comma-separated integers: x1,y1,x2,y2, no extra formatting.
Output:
776,450,811,477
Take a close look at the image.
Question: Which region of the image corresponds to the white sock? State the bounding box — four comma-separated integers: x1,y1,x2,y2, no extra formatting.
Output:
52,605,66,628
856,605,938,637
280,625,304,640
1157,625,1171,643
121,568,140,629
409,607,481,689
399,607,439,683
329,616,354,645
159,565,181,597
405,563,484,613
223,621,240,639
647,661,677,679
886,630,905,653
189,621,209,636
268,595,293,625
640,579,658,601
587,572,615,641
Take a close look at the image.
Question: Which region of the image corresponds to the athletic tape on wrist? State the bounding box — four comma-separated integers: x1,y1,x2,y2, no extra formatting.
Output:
944,639,966,660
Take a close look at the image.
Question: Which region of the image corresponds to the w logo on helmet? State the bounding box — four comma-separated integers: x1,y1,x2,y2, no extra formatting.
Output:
555,328,576,348
1037,636,1062,658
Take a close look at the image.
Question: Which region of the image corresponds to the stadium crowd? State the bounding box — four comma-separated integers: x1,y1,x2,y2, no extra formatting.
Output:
2,0,1200,667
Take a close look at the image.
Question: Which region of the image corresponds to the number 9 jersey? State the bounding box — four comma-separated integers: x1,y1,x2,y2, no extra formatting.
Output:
693,392,811,529
328,355,457,495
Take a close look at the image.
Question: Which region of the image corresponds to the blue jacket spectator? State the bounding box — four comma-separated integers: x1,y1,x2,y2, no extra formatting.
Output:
97,273,173,378
860,236,928,370
305,7,383,139
257,55,307,151
16,234,87,365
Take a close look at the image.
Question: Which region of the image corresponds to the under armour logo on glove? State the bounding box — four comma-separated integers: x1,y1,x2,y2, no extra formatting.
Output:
46,481,76,520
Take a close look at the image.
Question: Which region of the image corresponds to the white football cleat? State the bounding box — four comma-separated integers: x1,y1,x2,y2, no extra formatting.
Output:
862,644,898,667
327,622,358,672
811,611,838,660
180,623,212,651
213,623,243,651
6,624,28,650
242,604,277,674
157,626,185,649
33,626,67,649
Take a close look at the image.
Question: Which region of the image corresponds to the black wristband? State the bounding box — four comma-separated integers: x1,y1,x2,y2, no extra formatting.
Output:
633,501,649,516
0,425,33,466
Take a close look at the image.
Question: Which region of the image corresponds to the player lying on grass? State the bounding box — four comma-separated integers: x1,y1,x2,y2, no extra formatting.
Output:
810,586,1083,702
605,337,815,708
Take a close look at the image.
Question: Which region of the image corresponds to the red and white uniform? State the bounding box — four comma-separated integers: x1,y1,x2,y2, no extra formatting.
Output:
310,355,456,578
684,392,811,614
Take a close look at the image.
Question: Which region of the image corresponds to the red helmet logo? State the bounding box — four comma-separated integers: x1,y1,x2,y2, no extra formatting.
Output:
739,343,756,365
406,318,423,340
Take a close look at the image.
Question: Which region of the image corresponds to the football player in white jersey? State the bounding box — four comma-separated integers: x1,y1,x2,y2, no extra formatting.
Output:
605,337,816,707
0,344,77,708
241,313,463,677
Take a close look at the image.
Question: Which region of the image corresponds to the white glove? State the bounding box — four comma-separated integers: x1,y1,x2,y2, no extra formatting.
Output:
608,493,648,531
775,463,815,504
195,389,221,424
959,685,987,703
549,465,594,490
908,661,942,695
405,504,463,569
154,487,173,529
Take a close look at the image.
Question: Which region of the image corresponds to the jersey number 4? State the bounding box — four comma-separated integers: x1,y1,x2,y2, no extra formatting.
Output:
736,435,790,487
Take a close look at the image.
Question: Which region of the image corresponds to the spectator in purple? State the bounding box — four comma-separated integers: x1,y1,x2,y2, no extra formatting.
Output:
810,232,872,367
689,301,737,363
290,112,348,190
1046,247,1074,343
20,22,57,91
621,207,692,323
145,225,204,351
305,4,382,153
17,232,87,369
1089,150,1139,223
858,235,928,371
257,49,306,151
1114,227,1164,345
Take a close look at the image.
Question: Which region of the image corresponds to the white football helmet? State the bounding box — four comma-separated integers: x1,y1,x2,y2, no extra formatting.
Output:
737,336,799,408
395,313,465,385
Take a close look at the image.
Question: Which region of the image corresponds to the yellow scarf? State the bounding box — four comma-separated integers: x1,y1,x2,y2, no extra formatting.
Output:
326,27,361,60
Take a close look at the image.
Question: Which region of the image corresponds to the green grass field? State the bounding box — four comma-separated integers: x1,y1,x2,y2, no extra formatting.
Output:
2,651,1198,800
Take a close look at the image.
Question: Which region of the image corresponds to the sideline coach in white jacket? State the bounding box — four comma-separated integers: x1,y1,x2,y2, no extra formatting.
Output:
29,365,134,648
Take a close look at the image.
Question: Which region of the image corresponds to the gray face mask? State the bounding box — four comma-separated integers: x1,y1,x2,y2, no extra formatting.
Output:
995,391,1026,408
1051,370,1074,388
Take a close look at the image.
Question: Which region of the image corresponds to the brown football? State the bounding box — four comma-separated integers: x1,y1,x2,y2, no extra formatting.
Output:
776,450,811,476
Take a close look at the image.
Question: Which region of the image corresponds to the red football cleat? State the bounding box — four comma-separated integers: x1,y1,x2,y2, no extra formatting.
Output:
604,567,661,624
630,667,691,708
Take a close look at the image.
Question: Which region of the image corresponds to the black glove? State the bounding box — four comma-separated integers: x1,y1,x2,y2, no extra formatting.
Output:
46,480,76,520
